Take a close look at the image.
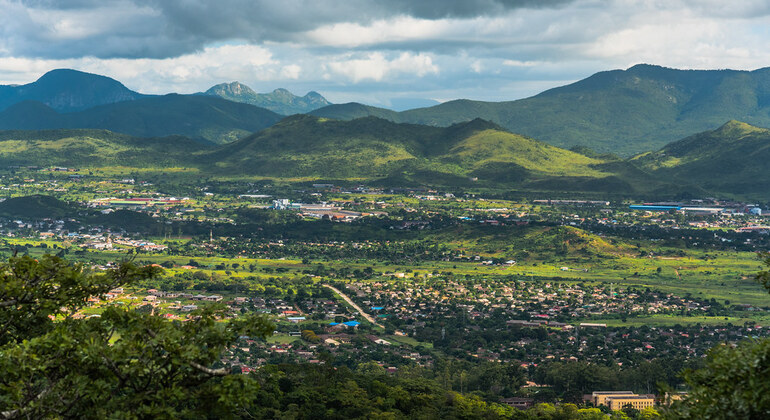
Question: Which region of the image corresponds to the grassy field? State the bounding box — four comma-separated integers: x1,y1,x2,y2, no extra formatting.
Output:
588,315,770,327
5,231,769,329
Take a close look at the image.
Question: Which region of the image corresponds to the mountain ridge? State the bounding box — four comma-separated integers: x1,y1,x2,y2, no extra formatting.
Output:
199,114,668,195
633,119,770,197
0,95,283,145
202,82,331,115
0,69,146,112
311,64,770,156
3,117,764,197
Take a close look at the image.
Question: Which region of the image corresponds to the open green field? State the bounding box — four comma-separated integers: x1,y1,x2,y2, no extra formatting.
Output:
265,334,302,345
7,238,768,308
588,314,770,327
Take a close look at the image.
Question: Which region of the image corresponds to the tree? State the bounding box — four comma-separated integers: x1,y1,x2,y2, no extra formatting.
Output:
665,253,770,418
0,255,273,419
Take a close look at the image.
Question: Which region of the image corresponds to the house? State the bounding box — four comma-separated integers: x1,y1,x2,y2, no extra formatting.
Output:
500,397,534,410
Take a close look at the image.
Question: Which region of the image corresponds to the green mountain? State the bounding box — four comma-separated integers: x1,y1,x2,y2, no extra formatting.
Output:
13,65,770,157
0,129,209,167
0,69,145,112
4,117,735,197
310,103,402,121
0,95,283,145
311,64,770,156
201,115,665,194
632,120,770,196
203,82,330,115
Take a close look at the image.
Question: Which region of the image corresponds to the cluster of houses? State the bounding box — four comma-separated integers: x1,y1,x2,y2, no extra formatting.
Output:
88,196,189,210
79,235,168,251
344,279,714,326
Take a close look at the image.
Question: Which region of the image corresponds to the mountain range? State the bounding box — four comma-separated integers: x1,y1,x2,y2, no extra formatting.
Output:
0,115,766,197
6,65,770,155
633,120,770,195
311,64,770,156
0,95,282,145
1,66,770,197
0,115,701,197
201,82,330,115
0,70,325,143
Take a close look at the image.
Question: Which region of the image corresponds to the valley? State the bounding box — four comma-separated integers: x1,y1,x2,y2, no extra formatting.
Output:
2,65,770,418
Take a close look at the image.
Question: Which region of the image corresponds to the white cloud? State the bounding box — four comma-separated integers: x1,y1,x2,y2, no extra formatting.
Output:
583,4,770,70
327,52,438,83
0,44,278,93
502,59,540,67
5,0,770,105
306,16,451,47
280,64,302,79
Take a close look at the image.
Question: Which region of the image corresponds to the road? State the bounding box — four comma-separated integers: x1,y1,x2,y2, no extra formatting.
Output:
323,284,384,328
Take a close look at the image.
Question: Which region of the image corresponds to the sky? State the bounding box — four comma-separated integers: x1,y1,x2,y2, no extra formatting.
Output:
2,0,770,109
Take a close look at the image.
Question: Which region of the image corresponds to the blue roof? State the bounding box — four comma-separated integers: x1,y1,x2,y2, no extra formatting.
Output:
330,320,361,327
629,205,681,211
371,306,384,310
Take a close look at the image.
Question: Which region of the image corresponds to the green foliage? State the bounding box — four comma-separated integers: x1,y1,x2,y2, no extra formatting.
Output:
0,255,159,345
0,195,78,220
301,329,321,343
757,253,770,292
0,255,275,418
666,339,770,419
246,363,516,419
0,195,161,232
0,129,208,167
665,255,770,418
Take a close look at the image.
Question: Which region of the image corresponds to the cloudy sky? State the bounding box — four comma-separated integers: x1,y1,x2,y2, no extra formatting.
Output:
2,0,770,109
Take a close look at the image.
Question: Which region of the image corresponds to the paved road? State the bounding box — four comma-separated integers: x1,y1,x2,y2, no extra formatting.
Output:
323,284,384,328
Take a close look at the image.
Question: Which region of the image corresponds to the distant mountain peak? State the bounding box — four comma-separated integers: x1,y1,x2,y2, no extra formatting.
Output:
461,117,504,130
713,120,767,137
37,68,104,81
0,68,144,112
202,82,331,115
304,91,324,99
205,82,257,97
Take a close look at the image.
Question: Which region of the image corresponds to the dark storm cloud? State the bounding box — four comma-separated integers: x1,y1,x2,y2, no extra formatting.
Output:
2,0,576,59
384,0,574,19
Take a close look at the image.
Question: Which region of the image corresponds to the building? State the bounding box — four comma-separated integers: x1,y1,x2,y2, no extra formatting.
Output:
591,391,655,410
592,391,635,407
272,199,291,209
500,397,534,410
606,395,655,411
